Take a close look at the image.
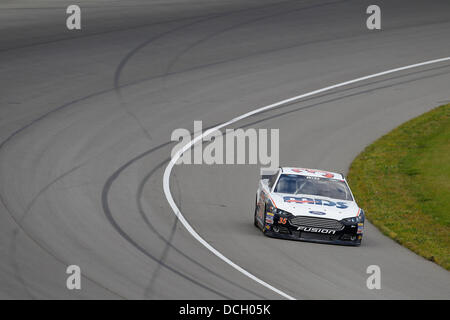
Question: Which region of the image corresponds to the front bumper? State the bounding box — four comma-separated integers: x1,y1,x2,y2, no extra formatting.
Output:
265,217,363,246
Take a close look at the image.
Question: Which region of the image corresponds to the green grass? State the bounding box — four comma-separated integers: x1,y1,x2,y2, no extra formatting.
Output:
347,104,450,270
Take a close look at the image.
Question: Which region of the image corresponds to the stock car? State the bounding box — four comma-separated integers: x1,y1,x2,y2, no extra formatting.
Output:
254,167,365,245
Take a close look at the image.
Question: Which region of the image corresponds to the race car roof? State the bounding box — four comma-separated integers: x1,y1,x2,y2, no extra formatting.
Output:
280,167,344,180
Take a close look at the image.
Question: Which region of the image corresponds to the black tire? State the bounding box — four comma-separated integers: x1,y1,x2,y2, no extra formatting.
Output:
253,196,259,227
254,209,258,227
262,204,270,234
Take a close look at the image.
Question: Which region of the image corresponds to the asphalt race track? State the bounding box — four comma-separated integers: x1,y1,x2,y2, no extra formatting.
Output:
1,0,449,299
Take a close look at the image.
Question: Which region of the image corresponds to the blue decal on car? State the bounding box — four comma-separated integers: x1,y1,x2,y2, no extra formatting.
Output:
309,211,326,215
283,196,349,209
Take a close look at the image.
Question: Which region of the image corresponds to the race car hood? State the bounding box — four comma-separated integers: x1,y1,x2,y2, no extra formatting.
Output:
270,192,359,220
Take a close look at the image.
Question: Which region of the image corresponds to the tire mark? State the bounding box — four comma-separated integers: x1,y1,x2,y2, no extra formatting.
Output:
112,15,226,141
239,66,450,129
101,142,231,299
136,159,268,299
162,0,350,81
8,163,84,299
113,0,302,96
0,0,297,53
8,229,35,299
143,166,181,298
0,186,124,299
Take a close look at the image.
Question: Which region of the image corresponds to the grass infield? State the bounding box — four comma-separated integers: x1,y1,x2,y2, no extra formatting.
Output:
347,104,449,270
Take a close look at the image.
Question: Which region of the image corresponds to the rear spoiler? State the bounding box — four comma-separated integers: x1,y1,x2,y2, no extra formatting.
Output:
260,168,279,180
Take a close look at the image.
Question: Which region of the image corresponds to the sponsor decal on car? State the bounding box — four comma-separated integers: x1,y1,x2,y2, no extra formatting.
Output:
291,168,335,178
297,226,336,234
309,210,326,215
357,222,364,234
283,196,349,209
265,215,274,224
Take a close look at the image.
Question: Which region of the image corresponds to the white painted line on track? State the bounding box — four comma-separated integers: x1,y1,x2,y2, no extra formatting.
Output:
163,56,450,300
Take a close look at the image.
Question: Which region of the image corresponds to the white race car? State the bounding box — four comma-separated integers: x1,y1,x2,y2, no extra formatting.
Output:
254,167,364,245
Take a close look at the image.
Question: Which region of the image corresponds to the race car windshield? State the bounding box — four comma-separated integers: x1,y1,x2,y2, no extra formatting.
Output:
274,174,353,201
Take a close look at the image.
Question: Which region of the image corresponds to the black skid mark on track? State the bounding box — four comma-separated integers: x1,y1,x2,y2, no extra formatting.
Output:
0,183,124,298
110,1,309,142
137,159,268,299
162,0,350,88
136,160,270,298
0,122,124,298
112,0,310,96
0,9,239,54
112,15,224,142
239,66,450,130
143,164,181,299
8,229,35,299
101,142,231,299
7,163,84,299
